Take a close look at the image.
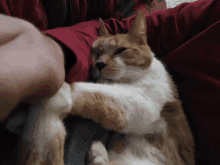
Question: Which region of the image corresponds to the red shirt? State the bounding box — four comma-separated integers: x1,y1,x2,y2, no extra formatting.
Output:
1,0,220,163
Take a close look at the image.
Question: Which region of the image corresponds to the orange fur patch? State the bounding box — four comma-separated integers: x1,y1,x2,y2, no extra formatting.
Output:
146,99,194,165
162,100,194,165
143,73,194,165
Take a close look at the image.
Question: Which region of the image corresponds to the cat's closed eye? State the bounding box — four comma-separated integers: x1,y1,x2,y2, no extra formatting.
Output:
114,48,127,56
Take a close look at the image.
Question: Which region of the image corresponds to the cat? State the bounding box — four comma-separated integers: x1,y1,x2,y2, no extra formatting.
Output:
17,11,194,165
84,12,195,165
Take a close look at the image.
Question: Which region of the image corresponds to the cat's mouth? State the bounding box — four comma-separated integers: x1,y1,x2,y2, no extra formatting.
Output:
89,65,114,83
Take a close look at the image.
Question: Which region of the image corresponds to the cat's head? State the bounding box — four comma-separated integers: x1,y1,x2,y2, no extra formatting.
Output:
90,11,154,84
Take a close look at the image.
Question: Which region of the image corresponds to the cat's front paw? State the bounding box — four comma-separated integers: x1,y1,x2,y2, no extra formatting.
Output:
44,82,73,118
89,141,109,165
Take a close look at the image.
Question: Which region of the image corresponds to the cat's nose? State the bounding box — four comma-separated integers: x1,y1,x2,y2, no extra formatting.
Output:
95,62,107,71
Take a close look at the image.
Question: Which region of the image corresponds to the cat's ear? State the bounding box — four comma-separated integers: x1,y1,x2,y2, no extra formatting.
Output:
99,18,110,36
128,11,147,44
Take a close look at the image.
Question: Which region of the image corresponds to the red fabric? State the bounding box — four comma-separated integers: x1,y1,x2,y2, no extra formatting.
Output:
44,23,99,82
45,0,220,161
0,0,48,30
0,0,165,30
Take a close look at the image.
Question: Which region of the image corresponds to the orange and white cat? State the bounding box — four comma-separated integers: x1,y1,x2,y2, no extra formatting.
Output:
79,12,194,165
20,12,194,165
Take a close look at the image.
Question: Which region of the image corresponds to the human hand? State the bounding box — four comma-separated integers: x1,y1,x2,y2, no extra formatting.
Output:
0,14,65,121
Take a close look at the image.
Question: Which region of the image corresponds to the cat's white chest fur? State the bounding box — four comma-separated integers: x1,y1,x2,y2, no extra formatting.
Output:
121,57,174,134
107,58,170,164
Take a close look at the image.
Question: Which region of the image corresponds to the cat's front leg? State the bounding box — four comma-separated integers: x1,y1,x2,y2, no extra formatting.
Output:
70,82,128,132
25,114,66,165
24,82,72,165
70,82,165,134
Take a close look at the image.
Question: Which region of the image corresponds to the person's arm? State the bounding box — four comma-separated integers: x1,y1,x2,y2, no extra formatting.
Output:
0,14,65,121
